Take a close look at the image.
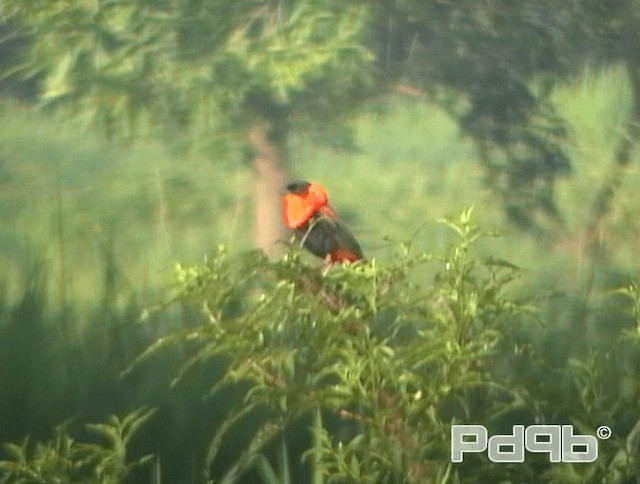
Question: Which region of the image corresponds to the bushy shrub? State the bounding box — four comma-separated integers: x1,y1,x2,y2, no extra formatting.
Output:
5,210,638,483
127,209,559,482
0,408,154,484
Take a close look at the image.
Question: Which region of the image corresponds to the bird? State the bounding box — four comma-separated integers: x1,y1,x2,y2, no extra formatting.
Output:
282,181,364,264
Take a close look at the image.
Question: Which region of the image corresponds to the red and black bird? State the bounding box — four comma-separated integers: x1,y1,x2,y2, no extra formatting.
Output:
282,181,364,264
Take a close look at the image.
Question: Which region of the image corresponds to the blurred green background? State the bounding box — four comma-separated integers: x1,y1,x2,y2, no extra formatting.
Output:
2,1,640,482
2,66,638,308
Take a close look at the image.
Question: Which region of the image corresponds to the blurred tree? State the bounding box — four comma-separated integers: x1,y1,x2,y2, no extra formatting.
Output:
0,0,372,254
574,0,640,260
4,0,640,251
0,21,37,100
372,0,640,244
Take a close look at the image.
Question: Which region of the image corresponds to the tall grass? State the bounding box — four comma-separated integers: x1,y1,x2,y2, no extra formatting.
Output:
0,104,254,309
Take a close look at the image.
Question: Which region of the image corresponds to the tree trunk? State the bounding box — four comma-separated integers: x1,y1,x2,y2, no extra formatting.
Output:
585,35,640,259
586,11,640,260
574,59,640,335
249,116,290,256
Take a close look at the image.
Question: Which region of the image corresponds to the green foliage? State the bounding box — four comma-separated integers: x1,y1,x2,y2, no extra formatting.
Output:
2,67,639,311
1,47,639,481
2,0,373,146
534,309,640,483
129,209,541,482
0,407,155,484
5,0,640,236
370,0,640,237
1,192,639,481
613,282,640,341
119,207,640,482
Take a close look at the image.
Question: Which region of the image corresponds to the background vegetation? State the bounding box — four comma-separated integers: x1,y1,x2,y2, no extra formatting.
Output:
1,1,640,483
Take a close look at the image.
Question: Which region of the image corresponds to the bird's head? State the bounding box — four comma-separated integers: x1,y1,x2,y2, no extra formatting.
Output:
282,180,337,229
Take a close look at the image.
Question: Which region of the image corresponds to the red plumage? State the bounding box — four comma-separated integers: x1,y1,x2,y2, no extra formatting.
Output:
282,181,364,264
